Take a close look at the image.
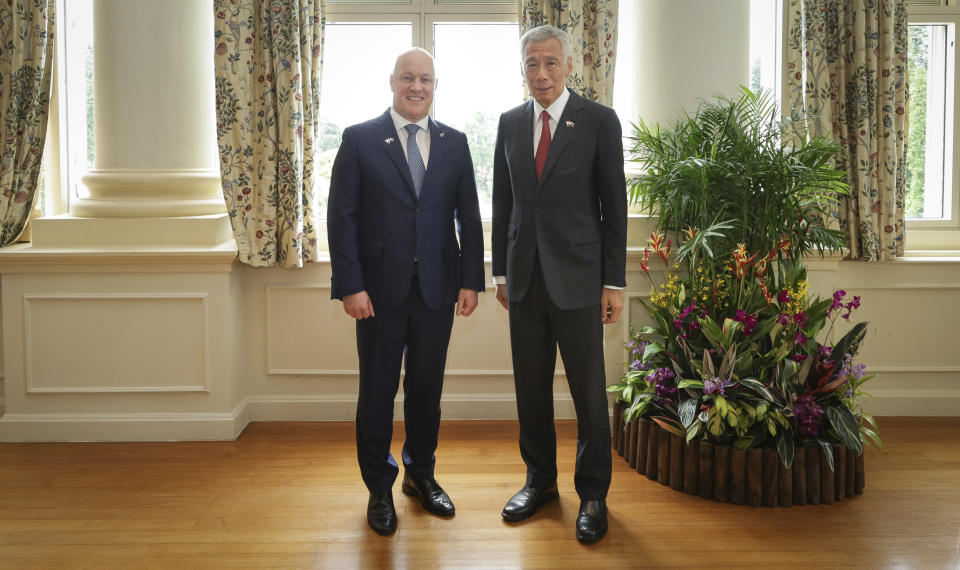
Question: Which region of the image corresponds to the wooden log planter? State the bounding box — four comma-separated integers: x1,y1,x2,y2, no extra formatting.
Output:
618,417,865,507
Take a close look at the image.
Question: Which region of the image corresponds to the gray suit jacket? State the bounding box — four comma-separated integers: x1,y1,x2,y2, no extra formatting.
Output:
491,89,627,310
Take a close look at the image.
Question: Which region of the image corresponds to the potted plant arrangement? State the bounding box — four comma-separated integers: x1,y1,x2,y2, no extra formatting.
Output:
609,88,883,507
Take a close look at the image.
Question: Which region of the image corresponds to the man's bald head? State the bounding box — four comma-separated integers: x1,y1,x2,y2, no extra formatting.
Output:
390,48,437,122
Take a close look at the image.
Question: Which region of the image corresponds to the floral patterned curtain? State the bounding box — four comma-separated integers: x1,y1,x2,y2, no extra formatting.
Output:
785,0,908,261
519,0,618,106
0,0,55,247
214,0,324,268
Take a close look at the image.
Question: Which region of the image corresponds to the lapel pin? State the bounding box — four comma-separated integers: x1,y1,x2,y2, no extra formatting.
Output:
384,137,395,144
439,131,445,138
565,120,575,127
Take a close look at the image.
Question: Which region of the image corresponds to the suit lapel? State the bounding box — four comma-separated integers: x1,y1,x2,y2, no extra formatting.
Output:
375,109,417,198
517,101,537,192
420,117,446,200
538,89,584,188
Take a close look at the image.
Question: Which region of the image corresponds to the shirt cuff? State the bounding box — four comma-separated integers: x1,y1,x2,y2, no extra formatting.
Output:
603,284,624,290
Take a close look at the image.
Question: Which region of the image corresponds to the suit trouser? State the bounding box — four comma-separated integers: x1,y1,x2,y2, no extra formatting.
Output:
508,257,612,501
355,275,455,493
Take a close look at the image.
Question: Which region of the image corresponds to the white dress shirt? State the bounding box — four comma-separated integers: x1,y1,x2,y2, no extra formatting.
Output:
390,108,431,168
532,87,570,155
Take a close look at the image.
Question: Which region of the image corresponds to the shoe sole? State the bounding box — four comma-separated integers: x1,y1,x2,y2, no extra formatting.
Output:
501,489,559,522
401,480,455,517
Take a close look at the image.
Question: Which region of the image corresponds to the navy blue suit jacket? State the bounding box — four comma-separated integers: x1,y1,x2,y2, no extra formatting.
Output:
328,109,485,310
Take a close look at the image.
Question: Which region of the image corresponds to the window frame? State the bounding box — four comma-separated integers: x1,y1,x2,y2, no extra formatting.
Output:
324,0,519,120
906,4,960,251
323,0,519,223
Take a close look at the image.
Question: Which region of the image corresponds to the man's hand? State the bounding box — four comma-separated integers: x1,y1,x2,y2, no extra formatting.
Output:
457,289,479,317
601,288,623,324
495,284,509,310
343,290,375,319
457,289,479,316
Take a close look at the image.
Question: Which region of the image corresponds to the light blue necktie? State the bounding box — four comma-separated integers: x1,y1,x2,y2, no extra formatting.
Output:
405,123,425,198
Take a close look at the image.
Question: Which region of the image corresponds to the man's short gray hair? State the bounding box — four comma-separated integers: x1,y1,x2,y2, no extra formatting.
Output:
520,25,571,60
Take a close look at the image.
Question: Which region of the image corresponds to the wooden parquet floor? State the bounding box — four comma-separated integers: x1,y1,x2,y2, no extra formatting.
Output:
0,418,958,568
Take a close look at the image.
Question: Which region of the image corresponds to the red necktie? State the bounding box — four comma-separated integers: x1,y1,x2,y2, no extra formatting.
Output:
535,110,551,181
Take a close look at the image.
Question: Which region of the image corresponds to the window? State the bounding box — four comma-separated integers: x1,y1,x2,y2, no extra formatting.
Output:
317,21,413,215
906,3,960,249
59,0,94,211
750,0,781,100
907,21,957,226
431,21,521,211
36,0,94,218
320,0,519,217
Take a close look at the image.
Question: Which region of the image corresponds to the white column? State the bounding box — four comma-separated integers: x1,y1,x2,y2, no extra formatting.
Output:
71,0,224,219
632,0,750,128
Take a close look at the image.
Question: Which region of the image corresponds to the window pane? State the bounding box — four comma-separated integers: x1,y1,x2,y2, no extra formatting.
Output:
749,0,779,97
63,0,95,202
317,23,412,216
612,0,635,136
433,22,521,216
906,23,954,221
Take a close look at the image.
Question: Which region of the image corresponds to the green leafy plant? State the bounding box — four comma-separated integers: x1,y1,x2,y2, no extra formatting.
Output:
609,88,881,469
628,87,849,274
609,238,883,468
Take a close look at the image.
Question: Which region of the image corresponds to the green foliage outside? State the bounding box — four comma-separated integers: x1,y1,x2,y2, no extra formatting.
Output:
86,45,95,167
905,25,928,219
464,111,496,206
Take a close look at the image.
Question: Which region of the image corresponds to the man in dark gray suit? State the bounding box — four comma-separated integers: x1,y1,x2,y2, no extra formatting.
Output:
491,25,627,543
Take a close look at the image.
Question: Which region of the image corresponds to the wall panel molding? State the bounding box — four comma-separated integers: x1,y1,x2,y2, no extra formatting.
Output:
23,293,210,394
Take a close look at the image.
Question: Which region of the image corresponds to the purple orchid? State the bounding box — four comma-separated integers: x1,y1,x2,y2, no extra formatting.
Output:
703,376,732,397
793,394,824,436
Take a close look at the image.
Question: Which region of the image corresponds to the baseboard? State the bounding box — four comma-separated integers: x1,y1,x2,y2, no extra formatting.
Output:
0,394,573,442
0,408,249,442
861,390,960,416
0,390,952,442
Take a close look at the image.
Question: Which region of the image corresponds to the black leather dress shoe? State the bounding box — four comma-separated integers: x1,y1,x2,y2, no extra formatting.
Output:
576,499,608,543
401,475,455,516
501,483,559,522
367,491,397,535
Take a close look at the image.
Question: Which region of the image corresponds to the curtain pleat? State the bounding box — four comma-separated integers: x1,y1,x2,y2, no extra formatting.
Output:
0,0,55,246
785,0,908,261
214,0,325,268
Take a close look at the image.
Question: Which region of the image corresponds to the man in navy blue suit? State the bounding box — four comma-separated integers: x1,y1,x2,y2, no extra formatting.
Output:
327,48,485,536
492,26,627,543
